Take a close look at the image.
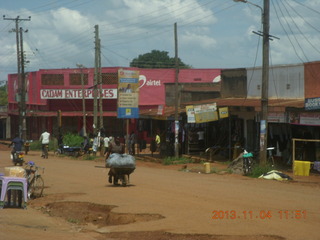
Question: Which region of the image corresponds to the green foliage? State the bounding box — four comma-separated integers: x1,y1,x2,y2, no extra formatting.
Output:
130,50,192,69
162,156,193,165
29,140,56,151
0,84,8,105
62,133,84,147
249,164,274,178
30,133,83,151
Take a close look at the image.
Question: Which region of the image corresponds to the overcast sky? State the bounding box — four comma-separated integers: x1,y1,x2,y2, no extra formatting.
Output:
1,0,320,81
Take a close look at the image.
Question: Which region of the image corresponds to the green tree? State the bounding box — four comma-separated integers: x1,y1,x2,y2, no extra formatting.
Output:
0,84,8,105
130,50,192,69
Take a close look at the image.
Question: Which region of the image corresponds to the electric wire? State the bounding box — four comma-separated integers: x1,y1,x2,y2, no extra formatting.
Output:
271,0,305,63
291,0,320,15
276,0,311,62
282,0,320,55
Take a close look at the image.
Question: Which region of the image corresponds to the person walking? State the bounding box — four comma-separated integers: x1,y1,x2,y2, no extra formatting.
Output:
106,137,125,184
103,136,110,155
155,133,161,152
92,134,100,156
129,131,136,155
39,129,50,158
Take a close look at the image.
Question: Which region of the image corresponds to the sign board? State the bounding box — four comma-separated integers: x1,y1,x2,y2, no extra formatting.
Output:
194,103,217,123
186,103,218,123
157,105,164,115
219,107,229,119
117,69,140,118
186,105,196,123
305,97,320,110
40,89,117,99
268,112,286,123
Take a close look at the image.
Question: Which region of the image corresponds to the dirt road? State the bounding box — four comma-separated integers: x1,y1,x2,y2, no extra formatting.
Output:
0,150,319,240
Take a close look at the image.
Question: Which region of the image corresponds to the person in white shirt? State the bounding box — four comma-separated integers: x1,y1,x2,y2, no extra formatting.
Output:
103,136,110,155
39,130,50,158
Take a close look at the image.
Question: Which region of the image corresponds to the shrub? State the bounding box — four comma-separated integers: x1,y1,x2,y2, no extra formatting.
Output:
61,133,84,147
29,133,84,151
249,164,274,178
29,139,56,151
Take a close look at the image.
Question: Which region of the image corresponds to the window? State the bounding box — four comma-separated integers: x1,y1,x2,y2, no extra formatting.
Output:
101,72,118,84
41,74,64,85
69,73,89,85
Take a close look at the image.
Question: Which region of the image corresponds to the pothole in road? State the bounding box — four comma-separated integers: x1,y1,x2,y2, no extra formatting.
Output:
42,201,164,227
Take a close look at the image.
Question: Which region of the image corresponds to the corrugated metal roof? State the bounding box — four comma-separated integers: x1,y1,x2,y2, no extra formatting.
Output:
181,85,221,92
182,98,305,109
140,98,306,118
139,106,185,119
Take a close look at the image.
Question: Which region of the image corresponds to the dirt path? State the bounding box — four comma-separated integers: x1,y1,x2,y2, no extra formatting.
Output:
0,150,319,240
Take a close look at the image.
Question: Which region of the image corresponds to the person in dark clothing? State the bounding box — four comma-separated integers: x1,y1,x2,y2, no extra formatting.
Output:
9,134,23,161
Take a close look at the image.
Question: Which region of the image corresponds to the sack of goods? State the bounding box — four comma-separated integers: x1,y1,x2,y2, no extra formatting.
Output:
106,153,136,168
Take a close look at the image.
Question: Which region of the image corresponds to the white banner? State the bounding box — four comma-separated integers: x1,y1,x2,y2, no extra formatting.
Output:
40,89,117,99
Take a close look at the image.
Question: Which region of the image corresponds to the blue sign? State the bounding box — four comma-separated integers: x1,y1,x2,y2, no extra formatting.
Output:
305,97,320,110
117,107,139,119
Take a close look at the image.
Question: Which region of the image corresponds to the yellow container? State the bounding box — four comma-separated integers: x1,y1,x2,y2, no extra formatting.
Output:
203,162,211,174
293,161,311,176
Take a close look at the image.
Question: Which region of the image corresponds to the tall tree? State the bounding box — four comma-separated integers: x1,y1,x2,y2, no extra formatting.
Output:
130,50,191,69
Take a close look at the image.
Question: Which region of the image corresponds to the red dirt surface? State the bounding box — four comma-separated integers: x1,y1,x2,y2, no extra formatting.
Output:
0,149,319,240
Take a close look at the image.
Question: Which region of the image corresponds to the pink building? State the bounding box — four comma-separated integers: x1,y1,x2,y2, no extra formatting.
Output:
7,67,221,140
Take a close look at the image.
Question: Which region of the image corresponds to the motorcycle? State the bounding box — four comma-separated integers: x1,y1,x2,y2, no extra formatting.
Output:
11,151,25,166
242,149,254,176
81,142,93,155
55,144,82,157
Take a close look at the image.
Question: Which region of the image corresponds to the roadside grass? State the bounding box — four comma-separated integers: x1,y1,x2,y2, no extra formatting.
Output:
248,164,274,178
162,156,194,165
176,162,231,174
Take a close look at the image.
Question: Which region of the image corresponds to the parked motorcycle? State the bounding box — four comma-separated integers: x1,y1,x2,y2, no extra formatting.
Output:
11,151,24,166
242,149,253,176
55,145,82,157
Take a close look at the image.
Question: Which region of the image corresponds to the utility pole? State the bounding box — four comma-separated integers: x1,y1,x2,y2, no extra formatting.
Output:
260,0,270,166
3,15,31,139
76,64,87,137
233,0,271,165
20,27,28,141
98,38,103,131
93,25,99,135
174,23,180,158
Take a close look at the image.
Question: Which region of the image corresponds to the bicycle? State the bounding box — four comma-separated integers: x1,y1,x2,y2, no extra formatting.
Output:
242,149,254,176
24,161,45,199
42,144,49,159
